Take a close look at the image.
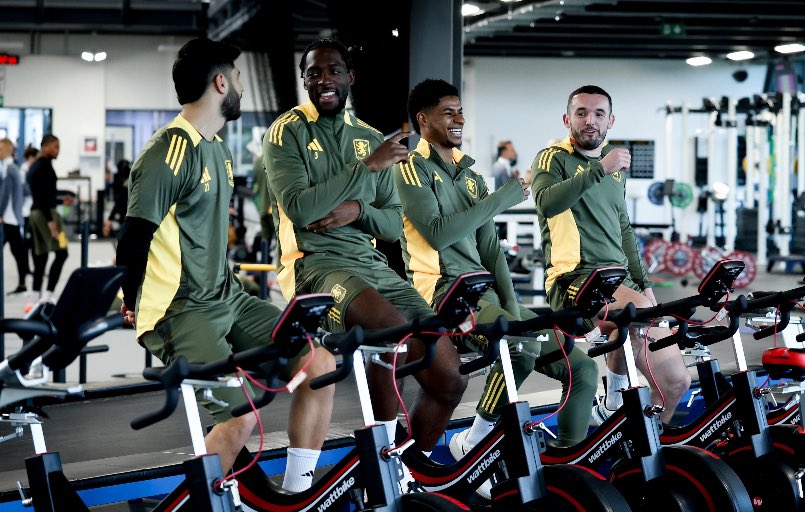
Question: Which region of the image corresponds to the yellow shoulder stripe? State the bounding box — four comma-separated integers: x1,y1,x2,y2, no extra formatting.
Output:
164,134,188,176
268,113,300,147
356,118,382,135
538,148,560,172
399,157,422,187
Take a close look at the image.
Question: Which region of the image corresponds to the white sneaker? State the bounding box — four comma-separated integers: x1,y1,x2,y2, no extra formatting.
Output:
449,430,493,500
448,429,472,461
592,401,617,427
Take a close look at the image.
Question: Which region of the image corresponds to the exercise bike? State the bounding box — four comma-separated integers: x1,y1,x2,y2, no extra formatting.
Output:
693,283,805,430
143,271,498,511
632,263,804,511
539,260,754,512
399,267,636,511
670,284,805,511
0,266,128,510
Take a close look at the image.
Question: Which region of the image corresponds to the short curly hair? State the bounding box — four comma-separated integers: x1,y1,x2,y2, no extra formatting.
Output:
406,79,459,134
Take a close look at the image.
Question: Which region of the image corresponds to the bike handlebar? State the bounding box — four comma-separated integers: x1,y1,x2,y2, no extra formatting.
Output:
2,319,55,372
458,316,507,375
309,327,366,390
131,357,190,430
588,303,637,358
650,295,748,351
41,314,125,370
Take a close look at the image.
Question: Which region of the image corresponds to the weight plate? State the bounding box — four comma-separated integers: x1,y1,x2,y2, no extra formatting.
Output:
692,246,726,279
644,238,669,273
664,242,696,276
648,181,666,206
670,182,694,209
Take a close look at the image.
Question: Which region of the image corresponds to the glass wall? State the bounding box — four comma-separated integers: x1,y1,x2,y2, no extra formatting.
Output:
107,109,277,177
106,110,276,176
0,107,53,160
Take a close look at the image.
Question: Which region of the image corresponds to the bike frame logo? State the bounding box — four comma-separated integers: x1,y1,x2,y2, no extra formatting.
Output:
316,476,355,512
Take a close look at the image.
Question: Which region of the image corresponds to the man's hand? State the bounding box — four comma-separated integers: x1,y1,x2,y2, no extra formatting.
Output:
47,220,59,240
643,287,658,307
600,147,631,175
121,303,136,328
306,200,361,234
102,220,113,237
363,131,414,172
519,177,531,199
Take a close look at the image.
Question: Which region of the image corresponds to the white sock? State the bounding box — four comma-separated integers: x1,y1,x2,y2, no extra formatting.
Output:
378,420,397,446
466,414,496,447
605,369,629,411
282,447,320,492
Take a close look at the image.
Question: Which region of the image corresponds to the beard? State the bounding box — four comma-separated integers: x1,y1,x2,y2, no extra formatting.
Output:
221,85,242,121
312,86,349,117
571,126,607,150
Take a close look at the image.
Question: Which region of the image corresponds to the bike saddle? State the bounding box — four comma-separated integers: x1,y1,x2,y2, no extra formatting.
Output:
762,347,805,381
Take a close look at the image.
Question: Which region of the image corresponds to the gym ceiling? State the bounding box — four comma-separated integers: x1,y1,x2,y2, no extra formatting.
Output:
0,0,803,64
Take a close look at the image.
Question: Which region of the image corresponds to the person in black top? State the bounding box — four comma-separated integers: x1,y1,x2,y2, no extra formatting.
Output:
26,134,68,301
102,159,131,237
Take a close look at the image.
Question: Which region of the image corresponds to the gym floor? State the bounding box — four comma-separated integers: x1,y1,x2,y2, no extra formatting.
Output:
0,239,801,494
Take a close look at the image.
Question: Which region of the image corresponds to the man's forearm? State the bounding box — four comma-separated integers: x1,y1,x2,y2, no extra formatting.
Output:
116,217,158,310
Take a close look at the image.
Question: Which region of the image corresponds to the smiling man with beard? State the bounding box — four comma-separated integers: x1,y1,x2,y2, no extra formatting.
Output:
532,85,691,427
116,38,337,492
263,41,470,479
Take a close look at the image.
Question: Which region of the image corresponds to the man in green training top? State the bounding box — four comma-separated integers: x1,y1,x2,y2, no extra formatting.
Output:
262,40,469,462
532,85,690,426
116,38,336,492
395,78,599,498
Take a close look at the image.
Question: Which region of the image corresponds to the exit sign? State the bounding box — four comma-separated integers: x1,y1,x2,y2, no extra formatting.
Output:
0,53,20,65
661,23,686,36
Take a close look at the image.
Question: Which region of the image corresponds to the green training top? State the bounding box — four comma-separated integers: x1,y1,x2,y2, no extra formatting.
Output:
263,101,403,300
127,114,240,337
531,136,648,292
394,138,526,310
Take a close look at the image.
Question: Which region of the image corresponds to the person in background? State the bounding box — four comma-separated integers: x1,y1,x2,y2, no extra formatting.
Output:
0,138,31,294
492,139,519,190
250,152,274,262
27,134,68,302
102,159,131,237
20,145,38,274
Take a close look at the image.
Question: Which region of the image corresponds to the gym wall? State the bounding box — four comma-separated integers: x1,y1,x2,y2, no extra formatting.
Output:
0,33,267,188
1,31,768,227
463,56,766,223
